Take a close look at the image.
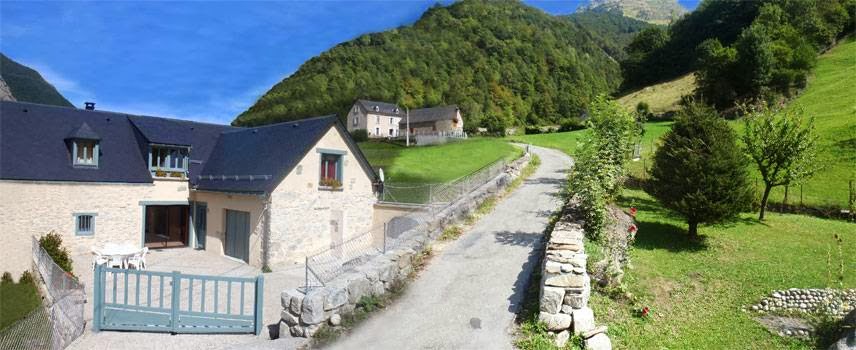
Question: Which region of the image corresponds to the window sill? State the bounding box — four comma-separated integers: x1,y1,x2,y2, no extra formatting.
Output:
153,176,188,182
318,186,343,192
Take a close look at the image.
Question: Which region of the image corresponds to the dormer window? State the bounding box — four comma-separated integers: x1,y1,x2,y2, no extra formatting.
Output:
73,140,99,167
353,106,359,114
66,122,100,168
149,145,190,178
373,105,379,112
394,108,400,114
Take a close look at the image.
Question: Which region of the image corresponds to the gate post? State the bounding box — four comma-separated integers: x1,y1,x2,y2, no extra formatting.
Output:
170,271,181,333
92,264,103,332
254,275,265,335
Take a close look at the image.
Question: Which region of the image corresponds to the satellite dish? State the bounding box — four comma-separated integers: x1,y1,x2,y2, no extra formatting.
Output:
379,168,385,182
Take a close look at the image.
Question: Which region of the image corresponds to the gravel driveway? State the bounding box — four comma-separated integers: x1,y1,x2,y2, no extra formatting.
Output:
326,145,573,350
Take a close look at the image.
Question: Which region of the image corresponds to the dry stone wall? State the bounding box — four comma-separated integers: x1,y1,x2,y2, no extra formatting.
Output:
278,153,531,338
538,216,611,349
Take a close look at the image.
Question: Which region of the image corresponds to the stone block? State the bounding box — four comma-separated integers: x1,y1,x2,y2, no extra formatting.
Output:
572,307,595,334
563,292,589,309
371,280,385,296
585,333,612,350
555,330,570,348
540,286,565,314
300,289,327,325
538,312,572,331
582,325,608,339
548,242,583,252
281,310,299,326
329,314,342,326
348,277,371,304
277,320,290,339
545,261,563,274
324,287,348,311
281,289,302,309
289,325,305,337
544,272,587,288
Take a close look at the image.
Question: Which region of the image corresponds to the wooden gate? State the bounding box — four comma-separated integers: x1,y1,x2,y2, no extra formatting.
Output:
92,264,263,334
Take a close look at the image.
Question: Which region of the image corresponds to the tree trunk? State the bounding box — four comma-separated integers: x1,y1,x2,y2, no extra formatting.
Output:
688,220,699,238
759,185,773,221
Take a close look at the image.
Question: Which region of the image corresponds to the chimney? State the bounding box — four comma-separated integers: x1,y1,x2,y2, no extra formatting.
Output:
84,102,95,110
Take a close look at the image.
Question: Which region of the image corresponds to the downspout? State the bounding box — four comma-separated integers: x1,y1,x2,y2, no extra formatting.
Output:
262,193,272,271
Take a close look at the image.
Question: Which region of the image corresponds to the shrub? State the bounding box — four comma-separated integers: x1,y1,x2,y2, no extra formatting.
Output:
39,231,74,274
439,225,464,241
350,129,369,142
559,118,585,132
649,102,753,237
524,126,542,135
1,272,12,284
635,101,652,121
570,95,639,240
19,271,35,285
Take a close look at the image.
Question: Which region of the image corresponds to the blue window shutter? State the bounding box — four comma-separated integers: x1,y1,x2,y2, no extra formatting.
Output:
93,143,100,167
336,155,343,182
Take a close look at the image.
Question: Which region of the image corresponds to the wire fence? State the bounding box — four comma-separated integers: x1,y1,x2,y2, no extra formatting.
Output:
0,238,86,350
379,158,509,205
305,157,514,289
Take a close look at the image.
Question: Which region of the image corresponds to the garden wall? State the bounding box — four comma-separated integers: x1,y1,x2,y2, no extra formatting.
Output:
537,212,612,349
278,152,531,338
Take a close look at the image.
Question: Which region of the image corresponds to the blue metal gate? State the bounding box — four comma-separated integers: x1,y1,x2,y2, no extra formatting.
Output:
92,264,264,334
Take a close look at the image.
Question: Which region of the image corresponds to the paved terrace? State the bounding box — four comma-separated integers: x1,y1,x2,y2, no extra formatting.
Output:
68,248,306,349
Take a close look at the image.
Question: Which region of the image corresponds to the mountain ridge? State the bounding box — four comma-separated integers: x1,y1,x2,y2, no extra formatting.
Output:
0,53,74,108
580,0,687,24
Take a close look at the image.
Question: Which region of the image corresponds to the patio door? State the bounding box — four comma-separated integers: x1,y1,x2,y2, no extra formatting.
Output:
194,202,207,250
225,210,250,263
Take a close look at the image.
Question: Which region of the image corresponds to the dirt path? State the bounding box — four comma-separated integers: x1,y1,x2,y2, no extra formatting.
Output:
325,146,573,350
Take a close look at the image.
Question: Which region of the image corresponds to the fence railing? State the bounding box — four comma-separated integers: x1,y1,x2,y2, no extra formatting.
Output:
0,238,86,350
379,158,508,205
307,157,512,289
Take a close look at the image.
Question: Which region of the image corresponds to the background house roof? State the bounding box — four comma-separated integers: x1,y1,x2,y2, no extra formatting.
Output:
1,101,153,183
408,105,459,123
356,99,402,116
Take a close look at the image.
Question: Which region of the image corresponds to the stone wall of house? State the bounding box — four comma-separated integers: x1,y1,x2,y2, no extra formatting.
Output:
268,127,377,266
538,215,612,350
0,179,189,276
191,191,266,266
278,152,531,338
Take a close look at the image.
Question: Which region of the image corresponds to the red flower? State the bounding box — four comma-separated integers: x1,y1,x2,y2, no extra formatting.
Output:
629,207,637,217
641,307,650,317
628,224,638,234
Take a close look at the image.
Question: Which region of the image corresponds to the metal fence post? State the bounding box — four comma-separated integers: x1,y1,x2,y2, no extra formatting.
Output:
383,222,388,253
304,256,309,292
254,275,264,335
170,271,180,333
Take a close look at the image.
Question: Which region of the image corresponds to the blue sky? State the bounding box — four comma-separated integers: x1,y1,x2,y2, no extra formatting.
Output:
1,1,698,124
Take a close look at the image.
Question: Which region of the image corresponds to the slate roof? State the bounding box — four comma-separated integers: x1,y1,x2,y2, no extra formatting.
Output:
356,99,402,116
1,101,374,193
1,101,153,183
408,105,460,123
66,122,101,140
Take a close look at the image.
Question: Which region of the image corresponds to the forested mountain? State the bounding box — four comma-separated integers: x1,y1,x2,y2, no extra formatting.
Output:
566,9,654,61
235,0,633,129
0,53,73,107
581,0,687,24
620,0,855,108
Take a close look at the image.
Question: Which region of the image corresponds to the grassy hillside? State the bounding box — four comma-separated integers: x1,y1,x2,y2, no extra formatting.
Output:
360,138,522,184
0,53,73,107
234,0,625,128
591,189,856,349
759,36,856,209
617,73,695,115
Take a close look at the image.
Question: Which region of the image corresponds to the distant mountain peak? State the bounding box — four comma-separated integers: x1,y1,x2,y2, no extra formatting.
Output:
0,53,74,107
581,0,687,24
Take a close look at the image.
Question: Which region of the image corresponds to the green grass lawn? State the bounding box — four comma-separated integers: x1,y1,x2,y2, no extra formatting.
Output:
359,137,523,184
0,279,42,330
589,188,856,349
507,121,673,179
618,73,696,115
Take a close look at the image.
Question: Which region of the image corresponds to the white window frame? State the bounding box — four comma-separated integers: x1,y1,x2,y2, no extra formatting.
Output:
72,140,99,167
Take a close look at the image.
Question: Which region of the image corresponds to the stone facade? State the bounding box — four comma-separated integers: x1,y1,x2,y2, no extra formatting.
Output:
346,106,402,138
268,127,377,265
538,212,613,349
277,152,531,338
0,179,189,276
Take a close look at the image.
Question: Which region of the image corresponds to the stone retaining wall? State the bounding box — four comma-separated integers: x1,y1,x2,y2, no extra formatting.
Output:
537,215,611,349
278,152,532,338
750,288,856,317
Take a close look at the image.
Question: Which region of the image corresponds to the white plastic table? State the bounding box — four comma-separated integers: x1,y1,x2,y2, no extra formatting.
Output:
100,244,139,268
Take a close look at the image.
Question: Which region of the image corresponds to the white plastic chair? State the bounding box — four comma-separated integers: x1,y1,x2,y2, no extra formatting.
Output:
91,249,109,269
126,247,148,270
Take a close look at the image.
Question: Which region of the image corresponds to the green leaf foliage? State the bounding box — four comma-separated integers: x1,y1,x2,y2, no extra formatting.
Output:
39,231,74,275
649,102,752,236
742,105,820,220
570,95,639,240
234,0,643,128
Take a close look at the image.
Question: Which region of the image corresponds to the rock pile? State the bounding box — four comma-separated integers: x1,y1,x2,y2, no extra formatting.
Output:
749,288,856,317
538,219,611,349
